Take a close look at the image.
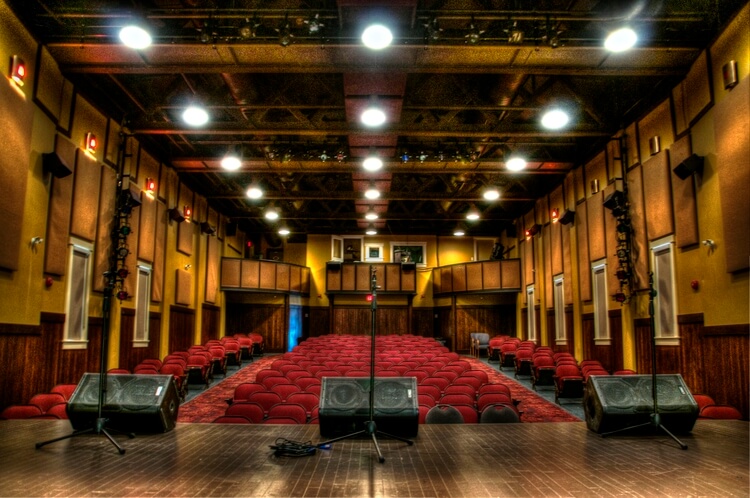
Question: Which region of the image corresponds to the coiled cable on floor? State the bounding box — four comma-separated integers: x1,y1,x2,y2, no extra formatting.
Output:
269,437,317,457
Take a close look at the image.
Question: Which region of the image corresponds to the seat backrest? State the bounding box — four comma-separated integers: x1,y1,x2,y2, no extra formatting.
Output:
285,392,320,415
700,404,742,420
478,383,512,397
424,405,464,424
159,363,185,376
452,404,478,423
555,364,582,378
479,403,521,423
246,392,283,413
29,393,67,413
475,333,490,345
269,383,302,400
225,402,265,423
438,393,475,406
477,393,513,412
0,404,43,419
233,382,266,401
213,415,252,424
533,356,555,367
267,403,308,424
49,384,77,401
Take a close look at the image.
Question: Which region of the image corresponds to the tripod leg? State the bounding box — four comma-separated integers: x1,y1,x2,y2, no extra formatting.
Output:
316,430,367,447
375,430,414,445
35,428,94,449
600,421,652,438
100,428,126,455
370,432,385,464
657,424,688,450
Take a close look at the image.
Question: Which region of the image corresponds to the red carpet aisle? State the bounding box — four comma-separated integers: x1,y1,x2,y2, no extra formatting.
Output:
177,357,275,423
178,355,579,424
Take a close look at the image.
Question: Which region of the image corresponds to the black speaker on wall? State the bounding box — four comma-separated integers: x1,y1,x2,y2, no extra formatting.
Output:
225,222,237,237
583,374,698,434
672,154,704,180
326,260,342,271
67,373,180,433
319,377,419,438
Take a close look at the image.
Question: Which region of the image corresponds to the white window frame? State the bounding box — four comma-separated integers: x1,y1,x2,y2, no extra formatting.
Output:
526,285,537,343
63,238,93,350
390,242,427,266
650,236,679,346
592,259,611,345
331,236,344,261
364,243,384,262
554,275,567,345
133,263,152,348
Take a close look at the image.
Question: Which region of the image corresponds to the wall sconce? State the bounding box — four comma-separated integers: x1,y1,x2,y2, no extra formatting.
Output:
84,132,97,153
550,208,560,223
590,179,599,194
649,136,661,156
145,177,156,198
558,209,575,225
168,207,185,223
183,205,192,222
722,60,738,89
525,224,540,239
672,154,704,180
10,55,26,86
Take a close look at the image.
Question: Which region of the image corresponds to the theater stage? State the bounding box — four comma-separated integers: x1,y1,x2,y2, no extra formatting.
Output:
0,419,747,497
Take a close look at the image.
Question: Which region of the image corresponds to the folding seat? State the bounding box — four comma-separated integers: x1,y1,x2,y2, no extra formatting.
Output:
208,346,228,376
582,368,609,383
389,365,410,376
335,365,355,375
418,393,437,407
236,336,254,360
140,358,163,369
286,392,319,418
50,384,77,401
477,392,514,413
499,343,518,369
205,339,222,347
245,392,283,417
415,365,438,377
267,403,308,424
535,346,554,355
186,354,212,386
255,369,284,383
29,393,67,414
107,368,130,374
323,360,342,369
0,405,43,419
514,348,534,378
553,352,574,363
443,384,477,399
163,355,188,369
133,365,159,375
452,375,482,392
417,384,442,402
555,358,578,368
281,370,309,384
349,360,368,370
225,401,266,423
420,377,450,395
699,405,742,420
261,376,291,389
188,345,207,355
159,363,188,400
424,405,464,424
344,369,370,377
375,370,401,377
248,332,264,356
531,356,556,390
613,369,636,375
270,383,302,401
478,383,512,398
432,370,459,383
438,393,476,407
479,404,521,423
579,360,603,369
271,359,293,371
487,338,504,361
232,382,266,402
306,365,326,376
399,361,419,370
305,384,322,397
553,364,584,404
461,369,490,385
451,404,479,423
46,403,69,419
172,351,191,361
409,356,429,365
691,394,715,416
519,340,536,350
315,370,342,380
213,415,252,424
221,339,242,367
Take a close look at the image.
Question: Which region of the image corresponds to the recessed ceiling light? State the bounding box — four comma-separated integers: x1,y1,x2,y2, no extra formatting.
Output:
265,209,279,221
483,189,500,201
246,186,263,199
278,228,290,236
119,25,152,49
365,211,379,220
466,212,480,221
182,105,209,126
605,27,637,52
221,154,241,171
454,229,465,236
363,156,383,171
506,156,527,172
361,107,386,127
361,24,393,50
366,226,378,235
364,187,380,199
541,108,570,130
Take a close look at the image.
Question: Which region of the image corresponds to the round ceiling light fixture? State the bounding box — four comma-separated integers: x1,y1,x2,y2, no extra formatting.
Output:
363,156,383,171
364,186,381,199
221,153,241,171
483,188,500,201
182,105,209,126
119,24,152,50
361,24,393,50
541,108,570,130
265,209,279,221
246,186,263,199
604,27,637,52
361,107,386,127
365,225,378,235
506,156,528,172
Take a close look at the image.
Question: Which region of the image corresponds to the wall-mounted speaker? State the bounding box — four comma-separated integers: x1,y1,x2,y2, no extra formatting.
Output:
225,222,237,237
319,377,418,438
326,260,342,271
42,151,73,178
401,262,416,271
672,154,704,180
67,373,180,433
558,209,576,225
506,225,517,239
583,374,698,434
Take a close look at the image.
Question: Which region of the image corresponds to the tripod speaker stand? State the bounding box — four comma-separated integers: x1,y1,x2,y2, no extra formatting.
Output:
317,265,414,463
600,272,688,450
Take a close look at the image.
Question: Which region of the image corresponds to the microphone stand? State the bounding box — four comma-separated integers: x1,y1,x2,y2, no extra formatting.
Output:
601,272,687,450
317,265,414,463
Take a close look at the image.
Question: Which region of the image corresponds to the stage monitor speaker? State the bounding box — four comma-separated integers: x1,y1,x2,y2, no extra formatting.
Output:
583,374,698,434
67,373,180,433
319,377,418,438
672,154,704,180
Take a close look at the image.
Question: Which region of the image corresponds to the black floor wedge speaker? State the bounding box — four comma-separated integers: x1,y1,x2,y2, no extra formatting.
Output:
319,377,419,438
584,374,698,434
67,373,180,433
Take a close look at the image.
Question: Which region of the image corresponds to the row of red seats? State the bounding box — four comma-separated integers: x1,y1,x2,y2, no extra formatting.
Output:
0,384,76,420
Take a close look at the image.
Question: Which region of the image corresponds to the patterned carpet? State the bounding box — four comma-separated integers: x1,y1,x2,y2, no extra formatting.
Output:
177,355,579,424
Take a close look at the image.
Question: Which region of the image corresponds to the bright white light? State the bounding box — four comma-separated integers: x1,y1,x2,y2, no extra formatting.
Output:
364,188,380,200
605,27,637,52
362,24,393,50
541,109,569,130
454,229,465,236
466,212,480,221
506,156,527,172
363,156,383,171
365,211,379,220
182,105,209,126
119,25,152,49
246,187,263,199
278,228,290,236
265,210,279,220
366,227,378,235
483,189,500,201
361,107,386,127
221,155,241,171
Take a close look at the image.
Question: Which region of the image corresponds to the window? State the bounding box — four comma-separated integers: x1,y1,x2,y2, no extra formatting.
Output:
526,285,537,342
63,238,92,349
133,264,152,347
331,236,343,261
592,260,610,345
554,275,566,345
390,242,427,266
651,236,678,345
364,243,384,262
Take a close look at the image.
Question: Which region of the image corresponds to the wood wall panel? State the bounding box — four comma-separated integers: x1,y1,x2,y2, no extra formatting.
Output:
637,99,674,161
401,268,415,292
440,267,453,293
642,150,674,241
432,268,441,295
452,265,466,292
669,134,700,248
201,304,221,345
587,191,606,261
175,269,192,306
137,192,156,263
523,239,534,286
308,307,330,338
627,165,649,290
562,225,573,305
93,165,117,292
275,264,290,291
341,264,355,291
290,265,301,292
385,264,401,291
221,259,241,288
412,308,434,338
714,75,750,272
577,202,592,301
332,306,371,335
549,186,564,276
205,236,219,303
481,261,499,289
501,259,521,289
259,261,276,290
69,151,101,242
581,312,594,361
375,306,409,335
176,220,194,256
683,51,711,127
151,201,167,302
169,305,195,353
356,264,374,291
327,265,342,291
543,225,553,308
44,138,77,276
466,263,482,291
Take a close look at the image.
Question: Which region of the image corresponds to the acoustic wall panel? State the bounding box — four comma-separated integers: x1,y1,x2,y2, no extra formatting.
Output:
44,137,77,275
642,150,674,241
175,269,192,306
241,259,260,289
276,264,290,291
576,201,592,301
501,259,521,290
587,191,606,262
221,258,241,288
550,187,564,276
481,261,500,289
452,264,467,292
70,150,102,242
137,192,156,263
259,261,276,289
562,224,573,305
669,135,700,248
466,262,483,291
92,165,117,292
627,165,649,290
637,99,674,162
714,75,750,273
205,235,219,303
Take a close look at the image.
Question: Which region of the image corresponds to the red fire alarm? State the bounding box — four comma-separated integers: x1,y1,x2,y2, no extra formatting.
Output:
690,279,700,290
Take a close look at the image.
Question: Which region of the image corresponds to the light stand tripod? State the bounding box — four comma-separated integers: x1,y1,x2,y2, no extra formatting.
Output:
317,265,414,463
601,272,687,450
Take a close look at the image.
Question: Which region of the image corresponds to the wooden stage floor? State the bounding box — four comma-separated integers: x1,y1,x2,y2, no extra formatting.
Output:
0,419,747,497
